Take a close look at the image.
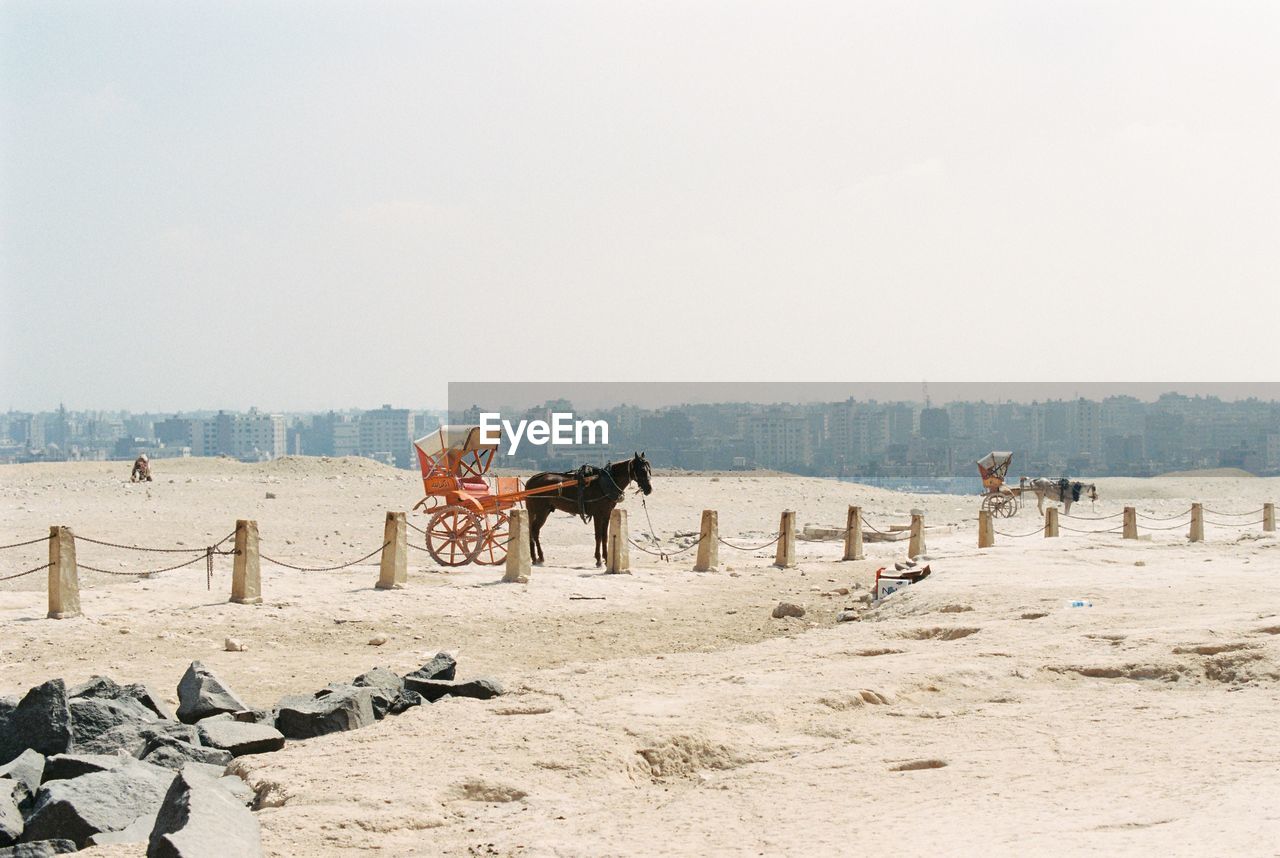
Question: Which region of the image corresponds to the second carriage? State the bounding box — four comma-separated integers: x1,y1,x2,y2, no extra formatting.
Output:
976,451,1020,518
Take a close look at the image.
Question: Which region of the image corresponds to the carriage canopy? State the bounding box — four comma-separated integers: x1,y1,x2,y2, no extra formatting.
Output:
414,425,498,461
975,451,1013,472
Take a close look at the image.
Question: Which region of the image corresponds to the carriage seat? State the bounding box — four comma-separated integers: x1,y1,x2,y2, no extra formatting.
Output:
458,478,490,496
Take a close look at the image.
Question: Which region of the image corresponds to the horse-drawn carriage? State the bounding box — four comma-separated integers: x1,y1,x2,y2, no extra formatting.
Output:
411,425,653,568
976,451,1020,518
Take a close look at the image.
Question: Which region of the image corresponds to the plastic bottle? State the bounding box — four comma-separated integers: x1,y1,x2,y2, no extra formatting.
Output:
1066,600,1092,608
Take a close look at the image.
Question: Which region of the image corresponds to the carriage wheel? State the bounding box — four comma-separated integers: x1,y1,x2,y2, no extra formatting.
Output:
995,493,1020,518
472,511,510,566
425,506,483,567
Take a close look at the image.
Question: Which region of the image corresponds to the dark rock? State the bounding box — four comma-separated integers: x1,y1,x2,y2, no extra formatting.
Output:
401,678,503,703
216,776,254,807
175,663,247,725
275,687,375,739
1,794,21,847
41,753,124,782
22,759,171,848
70,696,157,748
0,751,44,811
195,722,284,757
67,676,122,700
404,653,456,682
387,689,423,716
86,811,155,846
147,766,263,858
121,684,175,721
141,738,232,771
350,668,404,719
0,839,77,856
77,721,199,758
231,709,275,726
195,713,232,725
0,681,72,766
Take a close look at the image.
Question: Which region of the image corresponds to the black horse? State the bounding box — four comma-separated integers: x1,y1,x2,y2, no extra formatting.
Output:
524,452,652,567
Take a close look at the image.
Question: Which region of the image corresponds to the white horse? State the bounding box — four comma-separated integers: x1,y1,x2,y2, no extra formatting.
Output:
1018,477,1098,514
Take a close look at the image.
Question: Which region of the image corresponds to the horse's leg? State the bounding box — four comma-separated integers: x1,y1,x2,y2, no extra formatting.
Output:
529,505,550,565
1037,493,1045,515
1063,499,1072,515
594,513,606,567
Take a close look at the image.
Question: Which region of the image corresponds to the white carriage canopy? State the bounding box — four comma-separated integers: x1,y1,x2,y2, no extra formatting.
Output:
976,451,1012,470
413,425,498,460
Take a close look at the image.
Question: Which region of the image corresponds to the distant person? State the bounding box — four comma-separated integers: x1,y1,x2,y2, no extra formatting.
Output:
131,454,153,482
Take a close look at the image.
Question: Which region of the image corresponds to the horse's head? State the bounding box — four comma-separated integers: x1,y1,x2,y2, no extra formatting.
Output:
632,451,653,496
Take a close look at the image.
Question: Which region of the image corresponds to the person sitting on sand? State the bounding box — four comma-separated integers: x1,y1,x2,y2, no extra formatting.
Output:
131,454,153,482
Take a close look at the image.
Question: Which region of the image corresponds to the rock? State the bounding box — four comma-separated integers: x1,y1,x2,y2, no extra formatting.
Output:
176,664,247,724
70,696,157,748
0,681,72,766
401,678,503,703
195,722,283,758
121,685,175,721
771,602,805,619
0,750,44,811
41,753,124,782
389,689,423,714
85,811,155,846
22,759,172,848
147,766,263,858
367,635,387,647
1,794,21,847
216,777,254,807
836,610,862,623
195,713,232,725
351,668,404,719
140,738,232,771
223,639,247,653
67,676,122,700
78,722,199,758
0,839,77,856
275,687,375,739
230,709,276,726
404,653,456,682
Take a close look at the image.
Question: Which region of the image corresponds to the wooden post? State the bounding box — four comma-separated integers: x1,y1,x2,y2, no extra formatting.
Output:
47,525,81,619
376,511,408,589
1189,503,1204,543
773,510,796,568
977,511,994,548
230,519,261,604
1123,507,1138,540
503,509,531,583
693,509,718,572
1264,503,1276,533
907,513,926,558
842,506,864,561
1045,507,1059,538
607,508,630,573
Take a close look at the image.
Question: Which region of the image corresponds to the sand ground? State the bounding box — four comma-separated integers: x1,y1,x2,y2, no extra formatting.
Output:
2,458,1278,856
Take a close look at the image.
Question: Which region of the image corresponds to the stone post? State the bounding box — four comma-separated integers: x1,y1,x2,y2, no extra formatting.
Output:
230,519,261,605
693,509,718,572
1264,503,1275,533
773,510,796,569
1045,507,1059,538
842,506,864,561
376,511,408,590
607,508,630,574
47,525,81,620
1189,503,1204,543
503,509,531,583
1123,507,1138,540
907,513,926,558
978,510,994,548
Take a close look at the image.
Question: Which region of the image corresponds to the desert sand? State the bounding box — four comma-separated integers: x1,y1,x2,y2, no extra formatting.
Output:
3,457,1278,856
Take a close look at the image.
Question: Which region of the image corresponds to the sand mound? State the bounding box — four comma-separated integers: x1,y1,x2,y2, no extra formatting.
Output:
1156,467,1258,479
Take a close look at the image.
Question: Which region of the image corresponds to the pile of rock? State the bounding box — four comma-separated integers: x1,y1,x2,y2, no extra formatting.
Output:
0,654,502,855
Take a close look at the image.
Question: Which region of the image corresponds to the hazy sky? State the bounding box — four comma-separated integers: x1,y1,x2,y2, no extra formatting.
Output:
2,1,1277,412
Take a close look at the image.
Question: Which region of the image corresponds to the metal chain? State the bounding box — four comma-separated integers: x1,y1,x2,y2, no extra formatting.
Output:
0,536,51,551
260,543,388,572
859,515,891,535
1203,517,1266,528
1203,507,1265,518
718,534,782,552
1059,511,1125,521
994,525,1046,538
0,562,51,582
79,553,209,577
76,531,236,554
1057,524,1126,534
1136,509,1193,522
